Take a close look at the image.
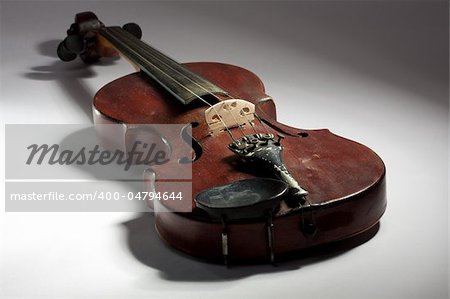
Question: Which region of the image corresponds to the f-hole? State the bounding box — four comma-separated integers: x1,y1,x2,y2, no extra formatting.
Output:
179,122,203,164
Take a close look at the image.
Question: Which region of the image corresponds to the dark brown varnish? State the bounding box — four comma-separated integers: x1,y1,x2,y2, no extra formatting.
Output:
94,62,386,262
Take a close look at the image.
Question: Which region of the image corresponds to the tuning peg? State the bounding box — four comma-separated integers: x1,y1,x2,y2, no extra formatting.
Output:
122,23,142,39
57,34,85,62
57,41,77,61
64,35,84,54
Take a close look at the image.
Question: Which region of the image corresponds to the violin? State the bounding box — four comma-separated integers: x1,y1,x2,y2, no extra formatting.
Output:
57,12,386,264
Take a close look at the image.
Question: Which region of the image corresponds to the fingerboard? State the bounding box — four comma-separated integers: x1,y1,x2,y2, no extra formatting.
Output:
99,26,228,105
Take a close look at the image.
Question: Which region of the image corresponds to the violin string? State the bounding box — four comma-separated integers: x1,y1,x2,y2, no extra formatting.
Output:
109,27,295,163
220,102,247,137
103,28,314,216
104,28,222,111
109,27,313,208
254,113,271,135
109,26,266,140
101,27,237,142
247,117,260,135
105,27,238,141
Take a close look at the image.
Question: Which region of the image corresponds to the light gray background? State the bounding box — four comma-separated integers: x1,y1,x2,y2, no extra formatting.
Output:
0,1,448,299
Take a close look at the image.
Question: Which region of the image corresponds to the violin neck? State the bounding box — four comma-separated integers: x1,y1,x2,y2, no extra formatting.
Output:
98,26,227,105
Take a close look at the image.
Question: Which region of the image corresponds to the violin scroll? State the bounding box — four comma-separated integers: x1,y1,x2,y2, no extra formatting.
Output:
57,11,143,63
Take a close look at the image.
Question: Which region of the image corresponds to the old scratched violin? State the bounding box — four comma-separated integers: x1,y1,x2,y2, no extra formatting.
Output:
57,12,386,263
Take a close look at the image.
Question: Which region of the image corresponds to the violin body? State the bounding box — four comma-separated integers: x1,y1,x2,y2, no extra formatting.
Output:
58,12,386,263
93,62,386,262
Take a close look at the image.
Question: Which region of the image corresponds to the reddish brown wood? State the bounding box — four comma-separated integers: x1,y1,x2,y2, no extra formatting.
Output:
93,62,386,262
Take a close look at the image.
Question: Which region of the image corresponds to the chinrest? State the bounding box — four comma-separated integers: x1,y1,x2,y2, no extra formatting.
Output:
195,178,288,221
